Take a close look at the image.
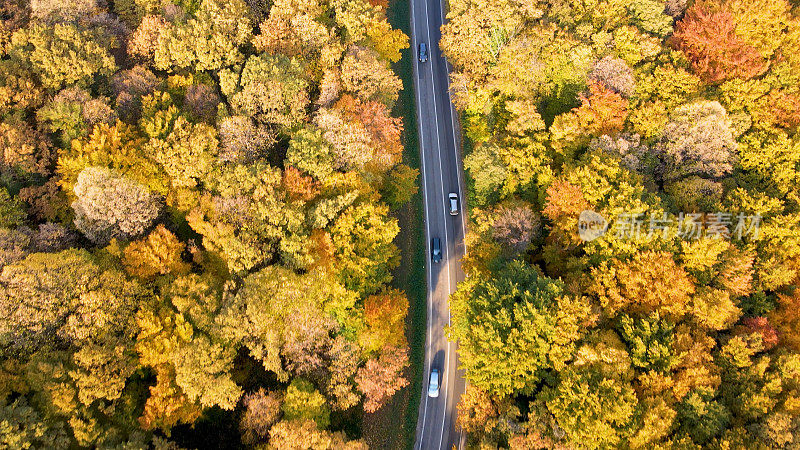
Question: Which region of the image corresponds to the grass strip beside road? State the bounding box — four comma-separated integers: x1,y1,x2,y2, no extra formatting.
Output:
361,0,426,448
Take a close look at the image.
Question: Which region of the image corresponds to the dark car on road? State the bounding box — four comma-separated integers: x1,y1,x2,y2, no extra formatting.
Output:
431,237,441,263
419,42,428,63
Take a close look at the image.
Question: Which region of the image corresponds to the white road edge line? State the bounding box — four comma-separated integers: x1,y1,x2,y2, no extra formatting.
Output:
438,0,468,255
409,0,432,445
438,4,468,450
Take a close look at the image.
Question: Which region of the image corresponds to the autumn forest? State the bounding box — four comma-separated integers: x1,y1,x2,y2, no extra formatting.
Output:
2,0,800,447
0,0,415,446
445,0,800,448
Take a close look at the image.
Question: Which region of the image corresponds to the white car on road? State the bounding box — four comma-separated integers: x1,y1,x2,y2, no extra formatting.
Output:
448,193,458,216
428,368,440,398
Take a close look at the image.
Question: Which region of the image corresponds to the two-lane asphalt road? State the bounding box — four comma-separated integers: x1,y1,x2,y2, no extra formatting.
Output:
409,0,468,447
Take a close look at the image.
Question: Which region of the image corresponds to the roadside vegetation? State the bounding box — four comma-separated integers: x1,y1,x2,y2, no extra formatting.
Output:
362,0,427,446
0,0,417,447
442,0,800,447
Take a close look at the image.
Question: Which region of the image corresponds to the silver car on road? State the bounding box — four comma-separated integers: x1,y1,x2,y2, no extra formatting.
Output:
428,368,440,398
448,193,458,216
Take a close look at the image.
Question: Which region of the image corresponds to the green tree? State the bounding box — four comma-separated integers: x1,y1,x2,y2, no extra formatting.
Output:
286,127,336,181
9,23,116,89
676,387,731,445
329,203,400,295
0,249,146,406
325,337,361,410
379,164,419,210
152,0,251,71
145,115,219,190
617,313,678,372
186,162,293,274
282,379,331,429
449,260,592,396
628,64,701,138
171,334,242,410
735,129,800,201
540,366,638,449
222,54,310,129
36,87,116,146
463,144,507,206
0,397,70,449
0,188,26,229
627,0,673,37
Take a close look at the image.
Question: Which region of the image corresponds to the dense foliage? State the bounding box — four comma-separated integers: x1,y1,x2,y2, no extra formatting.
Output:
444,0,800,447
0,0,414,446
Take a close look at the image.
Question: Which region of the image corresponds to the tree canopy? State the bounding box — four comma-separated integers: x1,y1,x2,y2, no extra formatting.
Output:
0,0,413,444
444,0,800,447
